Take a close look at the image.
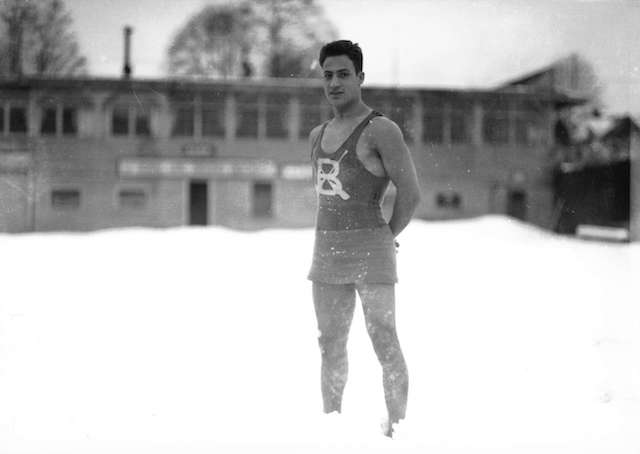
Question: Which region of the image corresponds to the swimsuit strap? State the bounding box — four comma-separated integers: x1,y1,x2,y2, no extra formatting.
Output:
336,110,382,163
311,120,331,161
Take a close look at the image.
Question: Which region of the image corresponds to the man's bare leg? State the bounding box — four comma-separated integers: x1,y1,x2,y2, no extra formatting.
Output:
357,283,408,436
312,282,356,413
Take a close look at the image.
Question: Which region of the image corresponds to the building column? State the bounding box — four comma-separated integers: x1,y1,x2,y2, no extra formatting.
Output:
289,96,299,144
257,93,266,140
226,94,235,143
413,94,423,148
443,101,451,145
471,101,483,147
631,129,640,241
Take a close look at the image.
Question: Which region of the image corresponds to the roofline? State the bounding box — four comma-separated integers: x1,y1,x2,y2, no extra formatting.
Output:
0,75,580,101
495,54,576,89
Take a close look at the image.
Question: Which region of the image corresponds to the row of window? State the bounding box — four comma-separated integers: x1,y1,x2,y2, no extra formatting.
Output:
0,104,77,136
1,98,547,146
49,182,275,218
51,188,148,210
50,186,458,217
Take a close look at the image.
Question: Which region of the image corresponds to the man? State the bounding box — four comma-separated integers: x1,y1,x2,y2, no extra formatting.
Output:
308,40,421,437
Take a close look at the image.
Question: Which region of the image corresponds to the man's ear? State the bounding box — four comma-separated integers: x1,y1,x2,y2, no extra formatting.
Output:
358,71,365,85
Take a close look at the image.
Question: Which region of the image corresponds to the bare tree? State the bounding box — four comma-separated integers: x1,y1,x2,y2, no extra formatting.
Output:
167,4,253,78
0,0,87,78
166,0,337,79
252,0,337,78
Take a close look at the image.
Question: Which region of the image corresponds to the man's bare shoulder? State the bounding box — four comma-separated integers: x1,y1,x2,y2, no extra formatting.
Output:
366,115,405,147
308,124,325,144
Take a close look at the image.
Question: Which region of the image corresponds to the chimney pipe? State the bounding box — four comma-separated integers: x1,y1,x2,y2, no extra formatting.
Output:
123,26,133,79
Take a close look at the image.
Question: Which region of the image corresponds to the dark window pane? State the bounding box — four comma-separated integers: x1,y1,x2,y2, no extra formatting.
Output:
235,92,258,104
172,106,194,136
112,106,129,136
299,105,323,139
436,191,461,209
41,107,57,135
169,92,195,103
389,102,414,143
135,112,150,136
51,189,80,209
9,106,27,133
119,189,147,208
62,107,77,135
515,111,545,145
483,111,509,144
202,90,225,103
515,117,530,144
202,104,225,137
236,105,258,138
253,182,273,218
450,110,470,143
265,105,288,138
423,110,443,143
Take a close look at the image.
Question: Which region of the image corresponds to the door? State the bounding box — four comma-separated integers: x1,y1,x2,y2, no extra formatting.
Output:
506,189,527,221
189,180,208,226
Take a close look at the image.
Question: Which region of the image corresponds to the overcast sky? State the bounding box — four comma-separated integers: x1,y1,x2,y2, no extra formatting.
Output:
65,0,640,115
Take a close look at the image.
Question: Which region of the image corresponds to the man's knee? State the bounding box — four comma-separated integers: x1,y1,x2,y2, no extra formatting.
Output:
317,329,349,361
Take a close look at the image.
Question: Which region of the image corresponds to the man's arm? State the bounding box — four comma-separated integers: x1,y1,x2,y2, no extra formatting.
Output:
371,117,421,237
308,124,323,182
308,124,323,156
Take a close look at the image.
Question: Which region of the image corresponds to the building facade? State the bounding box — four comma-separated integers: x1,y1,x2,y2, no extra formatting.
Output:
0,76,575,233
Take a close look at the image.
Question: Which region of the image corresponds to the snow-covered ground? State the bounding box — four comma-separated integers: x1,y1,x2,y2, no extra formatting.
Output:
1,216,639,453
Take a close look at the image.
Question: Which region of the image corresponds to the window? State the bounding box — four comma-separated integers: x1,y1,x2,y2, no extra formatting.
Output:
422,107,444,144
134,111,150,136
450,110,470,143
236,104,259,138
172,106,194,136
483,99,509,144
236,93,259,138
1,103,28,135
118,189,147,209
298,92,327,139
514,117,531,145
265,104,287,138
514,101,546,146
9,106,27,133
436,191,461,209
51,189,80,210
299,105,323,139
202,103,225,137
483,111,509,144
389,97,414,143
41,107,57,135
112,105,151,137
62,107,77,135
201,91,226,137
449,100,471,144
253,182,273,218
514,116,546,146
40,105,78,136
265,94,289,138
112,105,129,135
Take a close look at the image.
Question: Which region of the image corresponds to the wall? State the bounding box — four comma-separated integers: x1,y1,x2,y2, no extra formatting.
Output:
1,78,563,233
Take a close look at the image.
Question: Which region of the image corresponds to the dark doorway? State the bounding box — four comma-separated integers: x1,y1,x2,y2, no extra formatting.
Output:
252,181,273,218
552,160,630,234
507,189,527,221
189,180,208,226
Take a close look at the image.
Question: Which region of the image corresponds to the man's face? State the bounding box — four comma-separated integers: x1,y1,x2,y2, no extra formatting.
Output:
321,55,364,108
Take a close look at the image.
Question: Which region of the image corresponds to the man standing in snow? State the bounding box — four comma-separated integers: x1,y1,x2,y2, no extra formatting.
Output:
308,40,421,437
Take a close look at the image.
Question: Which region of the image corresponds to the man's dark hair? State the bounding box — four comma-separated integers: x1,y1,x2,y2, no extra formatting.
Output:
319,40,363,74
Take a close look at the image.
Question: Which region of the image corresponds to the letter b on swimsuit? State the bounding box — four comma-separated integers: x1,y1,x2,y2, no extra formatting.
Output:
316,158,350,200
